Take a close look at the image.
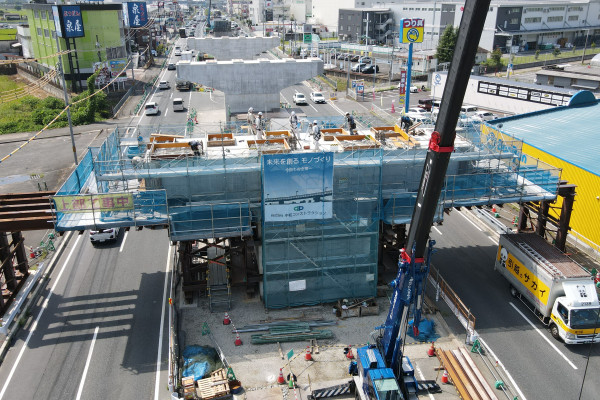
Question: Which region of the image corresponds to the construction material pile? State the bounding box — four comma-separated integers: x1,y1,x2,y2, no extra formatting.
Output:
234,320,336,344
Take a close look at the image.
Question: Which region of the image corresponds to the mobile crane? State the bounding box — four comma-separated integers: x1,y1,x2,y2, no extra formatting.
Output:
353,1,492,399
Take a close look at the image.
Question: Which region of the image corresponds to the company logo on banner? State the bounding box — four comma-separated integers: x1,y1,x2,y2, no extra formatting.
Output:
124,2,148,28
54,5,85,38
263,153,334,222
400,18,424,43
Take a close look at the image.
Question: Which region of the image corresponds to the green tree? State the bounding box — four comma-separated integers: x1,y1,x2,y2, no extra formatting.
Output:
435,25,458,63
482,47,503,70
553,47,561,57
535,49,540,60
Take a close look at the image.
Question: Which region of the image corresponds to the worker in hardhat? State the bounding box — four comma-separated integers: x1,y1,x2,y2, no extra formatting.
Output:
311,120,321,151
345,112,357,135
247,107,255,135
255,112,265,139
289,111,299,150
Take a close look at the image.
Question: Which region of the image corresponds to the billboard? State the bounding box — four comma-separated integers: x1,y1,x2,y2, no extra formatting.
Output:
123,2,149,28
263,153,334,222
399,18,424,43
52,5,85,38
54,193,134,213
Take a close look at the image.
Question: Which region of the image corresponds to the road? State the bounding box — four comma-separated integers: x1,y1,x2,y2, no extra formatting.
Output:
0,229,173,400
432,210,600,400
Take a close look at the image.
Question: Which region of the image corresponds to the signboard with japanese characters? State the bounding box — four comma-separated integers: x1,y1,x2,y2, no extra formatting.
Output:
262,153,334,222
398,70,407,95
399,18,424,44
497,245,551,306
55,5,84,38
54,193,134,213
124,2,148,28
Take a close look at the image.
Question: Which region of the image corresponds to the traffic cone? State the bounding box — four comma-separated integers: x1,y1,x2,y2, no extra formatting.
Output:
391,102,395,113
29,247,35,258
491,206,496,213
277,368,285,384
595,272,600,284
346,345,354,360
441,370,449,384
223,312,231,325
427,342,435,357
234,332,242,346
305,346,313,361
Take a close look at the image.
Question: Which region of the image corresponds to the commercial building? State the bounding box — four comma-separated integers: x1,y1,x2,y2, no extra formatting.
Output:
535,64,600,92
338,8,393,44
24,3,126,91
484,91,600,255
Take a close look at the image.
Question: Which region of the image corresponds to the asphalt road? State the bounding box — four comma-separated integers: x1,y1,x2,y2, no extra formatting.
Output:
432,210,600,400
0,229,172,400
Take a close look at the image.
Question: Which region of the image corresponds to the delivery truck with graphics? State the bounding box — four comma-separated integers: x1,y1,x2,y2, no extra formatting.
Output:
495,233,600,344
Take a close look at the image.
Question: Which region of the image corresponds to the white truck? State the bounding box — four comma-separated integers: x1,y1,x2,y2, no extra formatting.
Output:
495,233,600,344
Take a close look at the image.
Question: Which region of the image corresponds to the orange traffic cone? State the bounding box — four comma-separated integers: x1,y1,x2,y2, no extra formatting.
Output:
491,206,496,213
391,102,395,113
345,345,354,360
223,312,231,325
277,368,285,384
234,332,242,346
29,247,35,258
305,346,313,361
427,342,435,357
441,370,449,384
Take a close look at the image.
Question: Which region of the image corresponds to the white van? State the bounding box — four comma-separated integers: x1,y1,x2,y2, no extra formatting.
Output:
460,105,478,117
172,98,184,111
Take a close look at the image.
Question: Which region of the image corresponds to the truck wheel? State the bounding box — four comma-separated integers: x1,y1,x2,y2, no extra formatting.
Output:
509,285,518,298
550,324,560,340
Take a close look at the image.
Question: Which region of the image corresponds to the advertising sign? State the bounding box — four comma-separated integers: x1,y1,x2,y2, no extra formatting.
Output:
356,84,364,94
54,193,134,213
61,5,85,38
263,153,334,222
497,245,551,306
109,59,128,82
399,18,424,43
398,70,407,95
124,2,148,28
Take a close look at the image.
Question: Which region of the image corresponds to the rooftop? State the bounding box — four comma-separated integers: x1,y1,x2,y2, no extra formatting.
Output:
487,91,600,176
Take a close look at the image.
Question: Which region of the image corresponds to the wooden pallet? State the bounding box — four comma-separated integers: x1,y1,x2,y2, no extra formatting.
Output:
196,369,230,400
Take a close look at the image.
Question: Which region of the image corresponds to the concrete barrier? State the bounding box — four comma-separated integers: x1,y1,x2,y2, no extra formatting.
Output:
177,58,324,113
185,37,280,61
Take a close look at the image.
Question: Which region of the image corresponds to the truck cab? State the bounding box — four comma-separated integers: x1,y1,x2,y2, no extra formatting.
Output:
355,347,403,400
549,283,600,344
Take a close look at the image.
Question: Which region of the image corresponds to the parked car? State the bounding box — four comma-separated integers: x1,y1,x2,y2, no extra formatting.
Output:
144,101,159,115
351,63,367,72
361,65,379,74
158,80,170,90
461,105,479,117
409,86,419,93
350,55,360,62
293,92,307,105
310,92,326,104
472,111,497,121
167,63,176,70
90,227,120,245
358,56,372,64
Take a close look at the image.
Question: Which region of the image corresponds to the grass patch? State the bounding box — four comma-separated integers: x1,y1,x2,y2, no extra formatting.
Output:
509,48,600,65
0,34,16,40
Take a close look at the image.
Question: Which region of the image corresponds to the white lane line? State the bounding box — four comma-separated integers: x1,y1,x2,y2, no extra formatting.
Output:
308,103,318,112
488,235,498,244
457,209,482,232
509,302,577,370
165,108,169,118
415,364,435,400
477,336,527,400
119,230,129,253
170,92,173,99
432,226,442,236
155,245,174,400
0,234,83,400
75,326,99,400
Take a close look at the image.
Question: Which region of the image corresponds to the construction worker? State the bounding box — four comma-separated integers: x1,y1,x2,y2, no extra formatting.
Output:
255,112,264,139
247,107,255,135
289,111,299,150
345,112,357,135
312,120,321,151
189,140,202,156
401,115,413,132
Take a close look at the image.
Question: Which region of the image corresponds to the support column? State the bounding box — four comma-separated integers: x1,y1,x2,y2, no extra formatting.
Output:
555,185,576,252
0,233,17,291
11,231,29,276
536,200,550,237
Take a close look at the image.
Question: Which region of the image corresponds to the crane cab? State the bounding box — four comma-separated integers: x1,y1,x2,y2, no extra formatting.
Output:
355,347,404,400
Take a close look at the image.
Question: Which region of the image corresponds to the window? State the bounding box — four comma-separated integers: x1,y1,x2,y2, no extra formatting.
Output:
549,7,565,12
36,27,42,36
34,10,39,19
524,17,542,23
568,6,583,12
47,11,51,20
557,302,569,323
348,15,352,21
547,16,563,22
510,18,518,24
525,7,543,13
44,29,49,38
568,15,579,21
106,46,126,60
52,31,56,39
489,7,493,12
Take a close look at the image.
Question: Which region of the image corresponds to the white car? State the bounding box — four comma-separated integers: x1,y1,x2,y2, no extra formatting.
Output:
293,93,307,105
472,111,497,122
144,101,159,115
310,92,326,104
90,227,120,245
409,86,419,93
174,47,182,56
158,80,170,90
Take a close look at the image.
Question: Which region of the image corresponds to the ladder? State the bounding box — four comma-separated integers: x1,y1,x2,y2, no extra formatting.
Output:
207,246,231,312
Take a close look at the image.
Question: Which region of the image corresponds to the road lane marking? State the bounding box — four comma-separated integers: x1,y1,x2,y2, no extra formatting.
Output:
0,234,83,400
488,236,497,244
477,336,527,400
457,209,482,231
75,326,99,400
155,245,173,400
432,226,442,235
165,108,169,118
509,302,577,370
415,364,435,400
119,230,129,253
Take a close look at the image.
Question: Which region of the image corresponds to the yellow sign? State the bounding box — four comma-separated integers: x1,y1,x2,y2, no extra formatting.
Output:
400,19,424,43
497,245,551,305
54,193,134,213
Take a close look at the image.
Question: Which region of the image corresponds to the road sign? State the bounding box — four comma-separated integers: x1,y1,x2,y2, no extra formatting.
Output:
434,73,441,86
400,18,424,43
357,85,364,94
351,80,357,89
303,33,311,43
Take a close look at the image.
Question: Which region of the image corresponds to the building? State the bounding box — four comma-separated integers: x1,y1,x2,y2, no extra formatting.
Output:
16,25,32,59
485,91,600,255
288,0,312,24
24,3,126,92
338,8,393,44
535,64,600,92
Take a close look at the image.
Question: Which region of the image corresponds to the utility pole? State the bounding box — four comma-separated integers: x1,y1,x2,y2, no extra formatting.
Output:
54,24,78,165
581,29,590,63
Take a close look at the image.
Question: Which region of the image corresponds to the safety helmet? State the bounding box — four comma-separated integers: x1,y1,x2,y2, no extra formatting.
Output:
291,111,295,116
249,107,253,112
258,112,263,116
345,112,350,116
313,120,318,124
